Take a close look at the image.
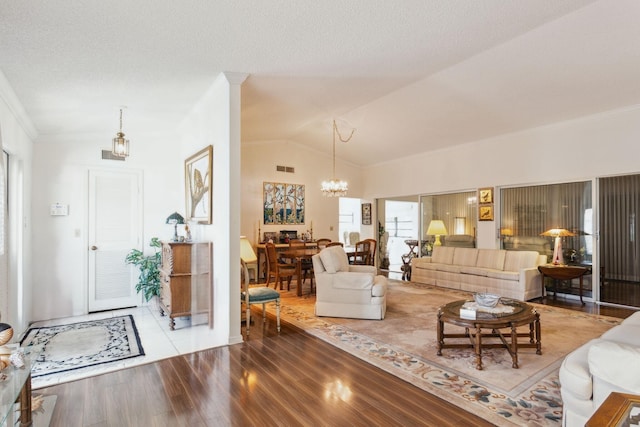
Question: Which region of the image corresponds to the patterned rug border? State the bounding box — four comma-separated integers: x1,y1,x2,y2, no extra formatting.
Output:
267,281,621,426
20,314,145,378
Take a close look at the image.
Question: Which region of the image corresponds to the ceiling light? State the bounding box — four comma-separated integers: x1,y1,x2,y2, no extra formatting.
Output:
321,120,355,197
112,107,130,158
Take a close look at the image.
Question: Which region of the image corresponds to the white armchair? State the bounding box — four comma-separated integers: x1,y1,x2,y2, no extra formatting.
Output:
312,245,387,320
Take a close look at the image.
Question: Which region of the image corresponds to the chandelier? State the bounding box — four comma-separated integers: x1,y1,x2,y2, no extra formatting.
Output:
112,107,130,158
321,120,355,197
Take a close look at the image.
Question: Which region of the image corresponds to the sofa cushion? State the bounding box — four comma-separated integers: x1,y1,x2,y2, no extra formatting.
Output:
319,246,349,274
452,248,478,267
588,341,640,395
460,266,489,277
431,246,455,264
486,269,519,281
476,249,506,270
504,251,540,272
600,324,640,346
436,264,462,274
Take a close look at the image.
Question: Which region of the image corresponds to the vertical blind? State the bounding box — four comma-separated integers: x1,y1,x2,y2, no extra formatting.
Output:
600,174,640,282
421,191,477,239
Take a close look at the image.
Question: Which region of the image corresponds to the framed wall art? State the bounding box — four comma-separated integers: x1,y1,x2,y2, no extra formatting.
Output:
362,203,372,225
479,187,494,204
263,182,305,224
479,205,494,221
185,145,213,224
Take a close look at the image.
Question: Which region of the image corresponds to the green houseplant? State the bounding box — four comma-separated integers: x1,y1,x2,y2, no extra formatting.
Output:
125,237,162,302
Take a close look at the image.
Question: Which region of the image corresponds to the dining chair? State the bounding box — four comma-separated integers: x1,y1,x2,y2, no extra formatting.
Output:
364,238,377,266
316,238,331,249
348,240,371,265
327,241,343,247
265,242,296,290
241,260,280,336
289,239,314,288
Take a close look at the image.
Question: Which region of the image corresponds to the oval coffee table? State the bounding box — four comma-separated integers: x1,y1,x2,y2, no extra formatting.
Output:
437,299,541,370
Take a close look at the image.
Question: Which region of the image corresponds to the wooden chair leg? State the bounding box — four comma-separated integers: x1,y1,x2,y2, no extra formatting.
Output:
276,299,281,333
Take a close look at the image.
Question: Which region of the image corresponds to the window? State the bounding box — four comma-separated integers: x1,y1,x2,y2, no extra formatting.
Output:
500,181,592,263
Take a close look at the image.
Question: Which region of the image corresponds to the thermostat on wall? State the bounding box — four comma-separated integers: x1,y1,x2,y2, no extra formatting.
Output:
50,203,68,216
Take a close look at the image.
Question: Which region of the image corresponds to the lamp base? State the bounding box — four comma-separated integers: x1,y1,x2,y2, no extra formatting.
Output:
434,235,442,246
552,236,565,265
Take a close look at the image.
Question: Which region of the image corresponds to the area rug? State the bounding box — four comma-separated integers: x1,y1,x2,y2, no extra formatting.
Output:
263,281,621,426
20,315,145,379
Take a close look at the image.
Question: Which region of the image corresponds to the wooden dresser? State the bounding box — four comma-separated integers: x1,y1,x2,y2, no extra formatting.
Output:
159,241,211,330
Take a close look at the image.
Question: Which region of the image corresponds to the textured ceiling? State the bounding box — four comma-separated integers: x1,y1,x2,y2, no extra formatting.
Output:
1,0,639,166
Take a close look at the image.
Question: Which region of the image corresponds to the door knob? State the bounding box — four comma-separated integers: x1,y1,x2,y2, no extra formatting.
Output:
90,246,98,251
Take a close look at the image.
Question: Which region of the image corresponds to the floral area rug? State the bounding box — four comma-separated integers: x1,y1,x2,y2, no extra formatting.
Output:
262,281,620,426
20,315,145,380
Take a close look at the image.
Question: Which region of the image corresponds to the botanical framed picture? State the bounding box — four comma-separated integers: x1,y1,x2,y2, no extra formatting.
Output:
263,182,305,224
362,203,372,225
478,187,494,204
185,145,213,224
479,205,494,221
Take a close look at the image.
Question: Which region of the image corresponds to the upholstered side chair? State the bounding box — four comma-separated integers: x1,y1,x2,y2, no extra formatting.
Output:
241,260,280,336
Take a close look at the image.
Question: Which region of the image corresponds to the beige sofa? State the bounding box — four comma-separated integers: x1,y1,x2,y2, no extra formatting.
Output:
559,311,640,426
312,245,388,320
411,246,546,301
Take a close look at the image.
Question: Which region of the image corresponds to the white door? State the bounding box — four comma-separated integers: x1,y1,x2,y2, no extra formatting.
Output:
88,169,142,312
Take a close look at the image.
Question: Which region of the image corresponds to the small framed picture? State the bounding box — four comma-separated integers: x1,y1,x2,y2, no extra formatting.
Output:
479,205,494,221
479,187,494,204
263,232,277,243
362,203,372,225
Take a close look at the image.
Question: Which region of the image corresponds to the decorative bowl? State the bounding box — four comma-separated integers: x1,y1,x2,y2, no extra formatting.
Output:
474,293,501,308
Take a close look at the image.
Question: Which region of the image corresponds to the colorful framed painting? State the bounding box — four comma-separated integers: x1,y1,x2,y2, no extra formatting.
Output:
263,182,305,224
185,145,213,224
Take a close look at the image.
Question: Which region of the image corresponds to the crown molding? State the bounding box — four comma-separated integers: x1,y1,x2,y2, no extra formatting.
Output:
0,70,38,141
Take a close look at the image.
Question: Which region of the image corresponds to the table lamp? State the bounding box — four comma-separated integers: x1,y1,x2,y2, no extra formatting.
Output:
166,212,185,242
541,228,575,265
426,220,448,246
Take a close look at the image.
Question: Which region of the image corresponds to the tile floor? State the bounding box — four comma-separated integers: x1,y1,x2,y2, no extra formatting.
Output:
23,304,219,390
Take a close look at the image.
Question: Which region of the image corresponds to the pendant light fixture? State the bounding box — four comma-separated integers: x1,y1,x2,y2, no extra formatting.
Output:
112,107,130,158
321,120,355,197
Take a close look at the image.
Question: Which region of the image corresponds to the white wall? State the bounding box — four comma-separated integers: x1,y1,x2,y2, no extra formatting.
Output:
178,72,247,346
0,75,35,333
31,132,182,321
364,105,640,249
240,140,363,247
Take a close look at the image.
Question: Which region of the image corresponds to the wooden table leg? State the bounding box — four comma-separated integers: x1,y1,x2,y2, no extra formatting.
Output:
296,258,302,297
534,311,542,355
579,275,584,305
20,373,32,427
475,326,483,370
510,324,519,368
436,310,443,356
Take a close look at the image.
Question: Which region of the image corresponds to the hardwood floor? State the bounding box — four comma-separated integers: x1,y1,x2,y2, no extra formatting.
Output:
39,299,635,427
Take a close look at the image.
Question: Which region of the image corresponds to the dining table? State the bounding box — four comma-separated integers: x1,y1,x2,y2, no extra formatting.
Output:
280,247,320,296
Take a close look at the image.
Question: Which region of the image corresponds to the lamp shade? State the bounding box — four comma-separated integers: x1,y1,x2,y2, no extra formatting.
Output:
540,228,575,237
426,220,448,236
240,236,257,263
166,212,185,225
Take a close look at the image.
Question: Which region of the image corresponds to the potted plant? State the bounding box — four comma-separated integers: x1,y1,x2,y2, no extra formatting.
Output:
125,237,162,302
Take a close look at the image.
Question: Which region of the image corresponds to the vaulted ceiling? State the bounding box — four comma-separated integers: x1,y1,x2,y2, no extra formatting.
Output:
1,0,639,167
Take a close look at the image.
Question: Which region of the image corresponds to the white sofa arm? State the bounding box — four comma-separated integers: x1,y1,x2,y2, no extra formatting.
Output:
588,341,640,407
520,267,542,298
348,265,376,274
332,271,375,289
